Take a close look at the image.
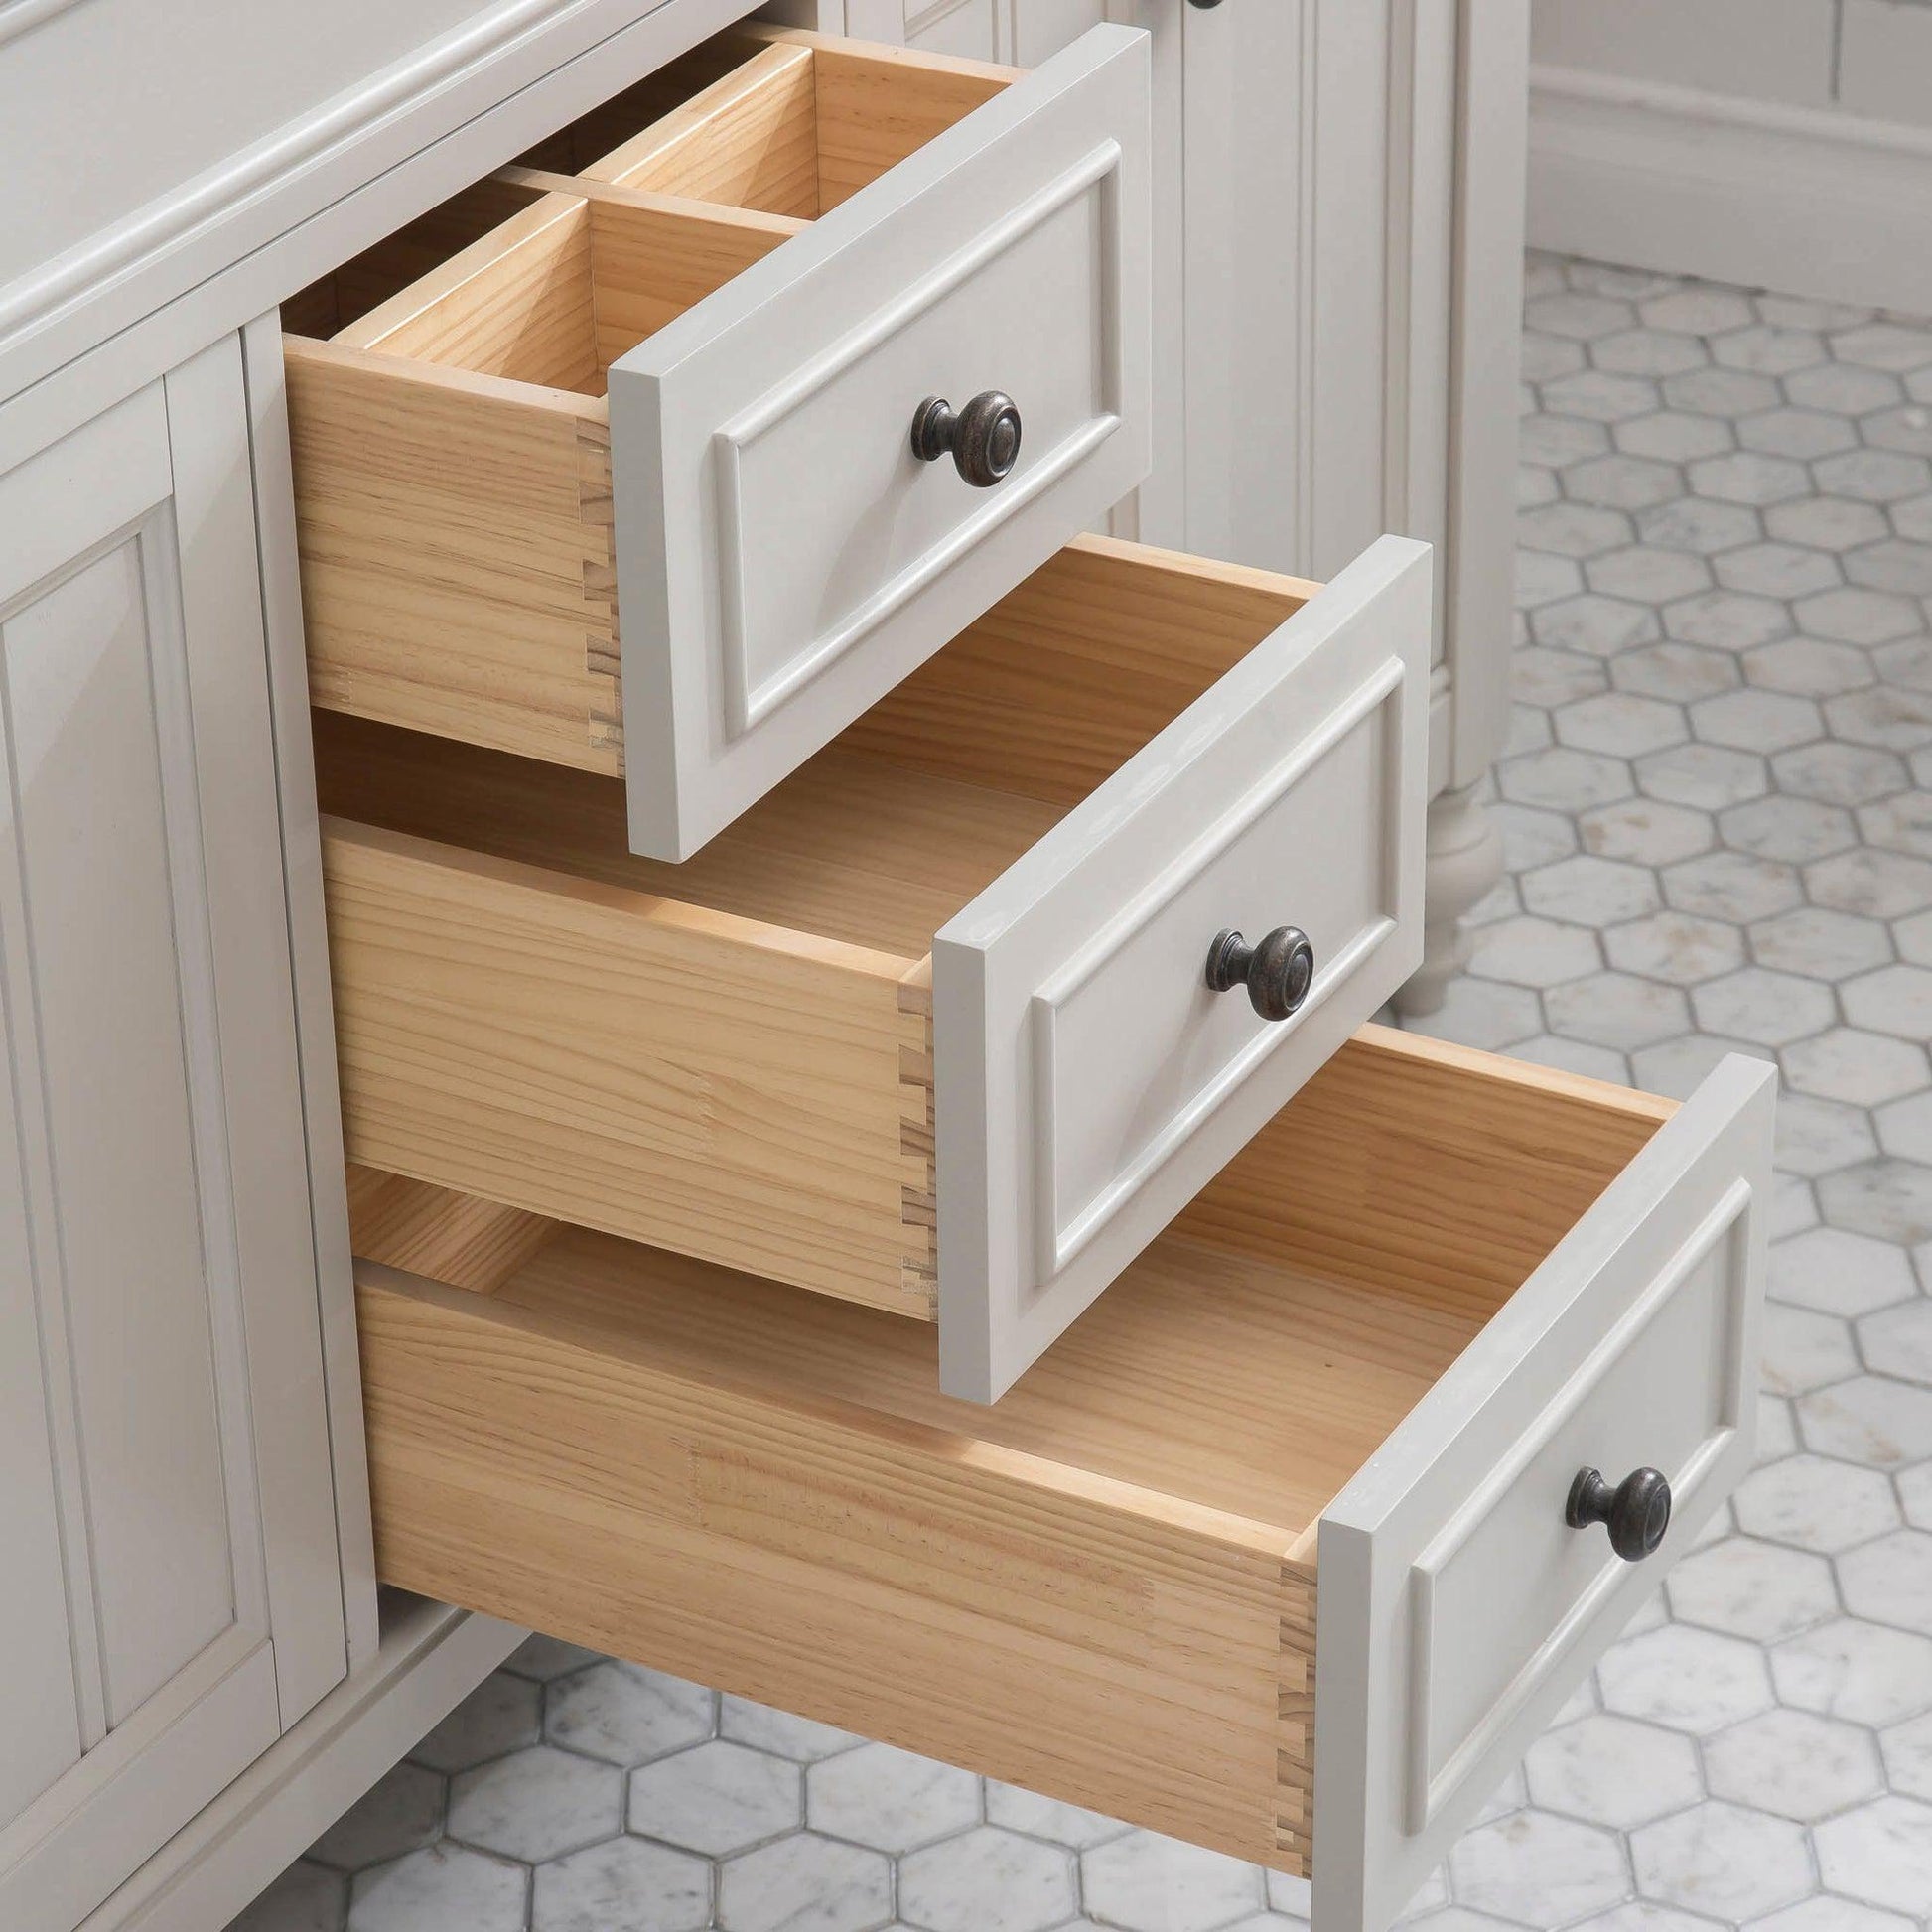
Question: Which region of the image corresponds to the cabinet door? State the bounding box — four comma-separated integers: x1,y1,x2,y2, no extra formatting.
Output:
0,337,344,1932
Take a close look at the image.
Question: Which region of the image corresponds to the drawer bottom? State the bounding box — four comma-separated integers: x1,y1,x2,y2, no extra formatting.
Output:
354,1024,1771,1923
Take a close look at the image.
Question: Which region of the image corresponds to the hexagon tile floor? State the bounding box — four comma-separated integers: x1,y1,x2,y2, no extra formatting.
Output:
232,252,1932,1932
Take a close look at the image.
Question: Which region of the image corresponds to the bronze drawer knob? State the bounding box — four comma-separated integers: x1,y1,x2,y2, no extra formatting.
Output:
910,391,1022,486
1568,1465,1672,1562
1204,926,1314,1022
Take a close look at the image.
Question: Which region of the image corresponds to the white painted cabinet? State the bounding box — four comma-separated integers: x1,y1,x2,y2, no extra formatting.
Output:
841,0,1529,1012
0,333,347,1932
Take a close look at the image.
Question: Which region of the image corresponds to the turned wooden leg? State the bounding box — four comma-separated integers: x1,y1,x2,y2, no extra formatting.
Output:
1394,780,1504,1018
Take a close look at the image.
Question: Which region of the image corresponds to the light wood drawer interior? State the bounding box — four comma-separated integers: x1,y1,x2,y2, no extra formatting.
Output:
283,23,1152,862
316,536,1321,1323
355,1026,1749,1900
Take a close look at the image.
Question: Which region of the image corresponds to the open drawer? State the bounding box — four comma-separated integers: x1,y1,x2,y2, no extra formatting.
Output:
353,1027,1775,1931
284,23,1151,860
318,533,1430,1400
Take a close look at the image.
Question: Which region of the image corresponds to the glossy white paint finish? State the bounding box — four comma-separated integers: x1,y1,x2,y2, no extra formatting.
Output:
609,24,1152,858
0,343,344,1932
934,535,1432,1403
1315,1054,1776,1932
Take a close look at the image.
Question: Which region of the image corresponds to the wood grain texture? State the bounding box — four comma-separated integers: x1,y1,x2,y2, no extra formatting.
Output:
804,36,1018,208
284,337,620,776
312,709,1059,961
288,180,808,779
582,41,824,214
1279,1558,1318,1871
310,533,1323,1323
357,1031,1671,1876
1174,1024,1677,1325
345,1165,556,1295
579,28,1016,215
496,171,806,366
843,533,1315,808
322,814,935,1317
281,176,551,340
342,193,600,391
361,1255,1306,1867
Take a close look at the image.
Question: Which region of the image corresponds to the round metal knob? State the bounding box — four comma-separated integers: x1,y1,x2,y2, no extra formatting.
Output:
1187,0,1225,8
1567,1466,1672,1563
910,391,1022,486
1204,926,1315,1022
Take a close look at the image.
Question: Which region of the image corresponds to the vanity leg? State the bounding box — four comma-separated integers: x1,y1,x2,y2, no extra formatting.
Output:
1395,780,1504,1018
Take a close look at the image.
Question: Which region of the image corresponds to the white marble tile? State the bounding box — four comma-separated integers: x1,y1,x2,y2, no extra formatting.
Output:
806,1743,978,1856
1629,1801,1813,1920
1704,1707,1883,1820
982,1781,1129,1851
1813,1795,1932,1914
718,1835,894,1932
1837,1529,1932,1633
1759,1303,1863,1395
719,1695,862,1763
1798,1376,1932,1467
1695,965,1837,1045
448,1748,623,1866
897,1828,1075,1932
1446,1812,1628,1926
1081,1831,1270,1932
1879,1708,1932,1802
543,1664,715,1768
1733,1452,1902,1552
1665,1535,1837,1642
1521,854,1662,924
631,1740,803,1856
1598,1623,1776,1733
1771,1615,1932,1725
1745,1899,1916,1932
1522,1715,1702,1829
531,1837,709,1932
347,1846,527,1932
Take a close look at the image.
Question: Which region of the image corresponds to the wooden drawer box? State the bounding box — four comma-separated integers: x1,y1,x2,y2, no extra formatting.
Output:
319,533,1430,1400
354,1027,1774,1932
285,24,1152,861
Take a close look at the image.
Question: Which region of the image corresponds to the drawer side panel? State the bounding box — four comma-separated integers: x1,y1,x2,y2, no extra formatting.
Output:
286,338,621,775
359,1269,1302,1866
323,822,928,1314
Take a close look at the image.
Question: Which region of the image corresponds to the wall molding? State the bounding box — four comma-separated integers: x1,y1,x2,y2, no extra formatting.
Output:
1529,62,1932,316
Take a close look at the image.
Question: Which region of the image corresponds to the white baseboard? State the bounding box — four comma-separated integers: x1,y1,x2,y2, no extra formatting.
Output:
79,1598,523,1932
1529,63,1932,317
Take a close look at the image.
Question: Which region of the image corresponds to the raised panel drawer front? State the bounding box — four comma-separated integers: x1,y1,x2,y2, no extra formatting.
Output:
353,1028,1775,1932
284,23,1152,861
318,533,1431,1400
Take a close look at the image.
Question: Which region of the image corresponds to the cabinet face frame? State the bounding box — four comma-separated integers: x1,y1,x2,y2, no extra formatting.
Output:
0,339,345,1932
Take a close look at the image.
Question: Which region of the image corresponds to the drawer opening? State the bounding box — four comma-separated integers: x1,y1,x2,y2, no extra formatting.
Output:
280,20,1154,848
289,185,801,404
567,28,1014,215
316,538,1318,1315
282,177,552,341
354,1026,1679,1874
512,31,780,180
